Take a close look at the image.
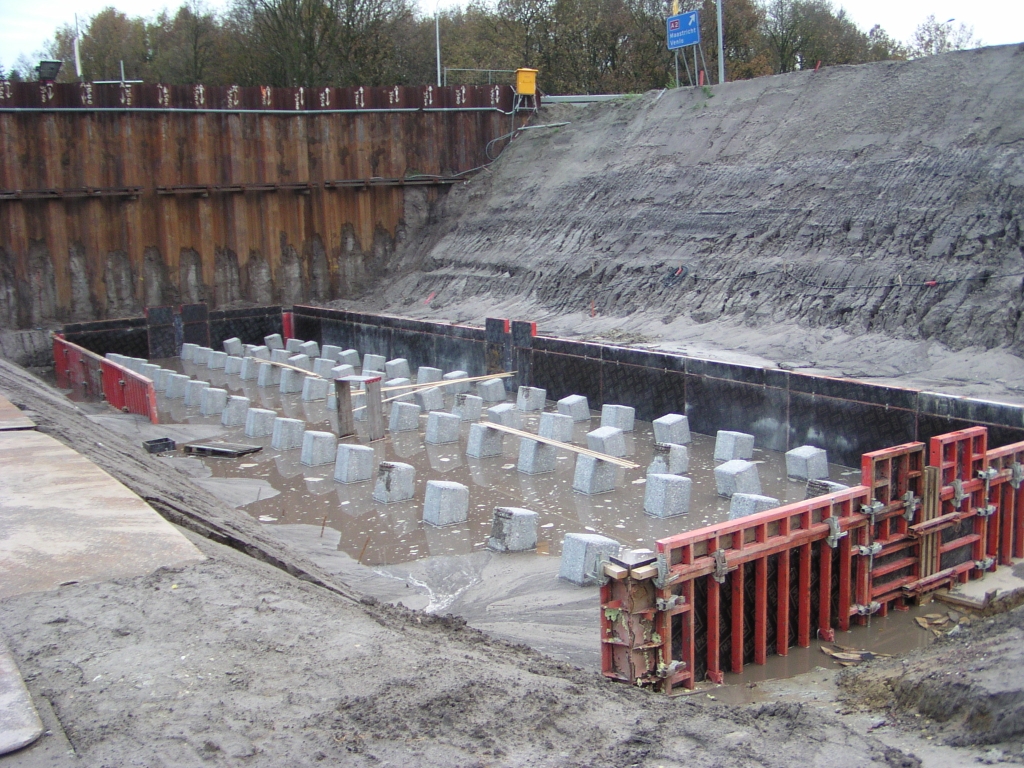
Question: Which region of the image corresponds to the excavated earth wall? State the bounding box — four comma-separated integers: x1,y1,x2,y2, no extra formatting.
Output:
367,45,1024,389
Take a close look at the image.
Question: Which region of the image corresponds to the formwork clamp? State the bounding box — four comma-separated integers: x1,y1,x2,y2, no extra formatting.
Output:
860,500,885,521
902,491,920,523
653,553,680,589
1011,462,1024,490
656,594,685,612
976,504,997,518
977,467,1000,482
974,557,995,571
656,660,686,678
854,602,881,616
952,479,967,509
853,542,883,557
825,516,847,549
711,550,734,584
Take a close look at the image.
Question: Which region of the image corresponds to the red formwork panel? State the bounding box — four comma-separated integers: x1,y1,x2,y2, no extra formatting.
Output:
52,336,158,424
985,441,1024,563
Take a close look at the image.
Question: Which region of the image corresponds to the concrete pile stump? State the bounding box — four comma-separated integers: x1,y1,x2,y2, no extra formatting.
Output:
389,402,421,433
385,358,411,380
180,343,198,361
223,337,243,357
242,344,258,357
331,364,356,380
239,356,260,381
539,412,573,443
221,396,250,427
271,418,305,450
249,345,271,360
245,408,277,438
140,363,161,381
415,386,445,413
301,376,331,402
453,394,483,421
715,459,762,497
653,413,691,445
165,374,190,399
200,387,229,417
154,368,174,392
286,338,304,353
422,480,470,527
517,438,558,475
466,423,504,458
714,431,755,461
312,357,336,377
729,493,780,520
601,404,635,432
586,426,626,458
516,386,546,412
806,479,850,499
415,366,441,386
644,474,692,518
264,334,284,350
426,411,461,445
207,351,228,370
386,377,413,403
477,378,506,403
488,508,538,552
362,354,386,373
184,379,210,407
288,354,312,371
559,533,620,586
373,462,416,503
573,455,619,495
557,394,590,422
443,370,470,394
192,347,212,366
786,445,829,480
647,443,689,475
488,403,521,429
334,444,376,484
339,349,360,368
321,345,342,362
301,431,337,466
271,348,291,364
279,368,306,394
299,341,320,358
256,361,276,387
224,356,244,376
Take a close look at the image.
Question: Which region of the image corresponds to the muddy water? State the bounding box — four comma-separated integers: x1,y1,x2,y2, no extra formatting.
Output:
151,357,861,568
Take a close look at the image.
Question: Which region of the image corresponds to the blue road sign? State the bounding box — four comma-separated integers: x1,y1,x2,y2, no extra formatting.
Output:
667,11,700,50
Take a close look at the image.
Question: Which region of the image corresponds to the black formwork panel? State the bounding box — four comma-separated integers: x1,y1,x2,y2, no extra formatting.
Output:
181,303,210,347
209,306,283,350
64,318,149,359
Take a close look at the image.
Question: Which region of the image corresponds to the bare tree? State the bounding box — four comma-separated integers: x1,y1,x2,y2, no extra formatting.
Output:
909,15,981,58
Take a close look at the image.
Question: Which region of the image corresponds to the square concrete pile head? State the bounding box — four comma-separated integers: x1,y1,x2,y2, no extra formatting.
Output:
386,377,414,403
653,413,691,445
221,396,250,427
256,361,277,387
250,345,271,360
466,423,504,458
559,533,621,586
443,370,470,394
245,408,277,437
362,353,386,373
334,444,376,484
714,431,755,461
224,356,244,376
223,337,243,357
517,438,558,475
539,412,574,443
453,394,483,421
729,493,780,520
644,473,692,518
415,386,445,413
516,386,546,412
299,341,320,359
488,507,538,552
140,363,161,381
271,417,305,450
648,443,689,475
166,373,190,399
331,364,356,380
786,445,829,481
805,479,849,499
301,431,337,466
389,401,421,433
154,368,174,391
423,480,470,527
207,351,228,370
279,367,306,394
586,426,626,458
339,349,360,368
573,455,619,495
302,376,331,402
322,344,342,362
184,379,210,406
312,357,336,377
477,378,506,403
239,357,260,381
200,387,229,417
192,347,213,366
264,334,284,350
288,354,312,371
180,343,198,361
600,404,635,432
488,403,522,429
243,344,258,357
385,358,411,380
373,461,416,503
416,366,443,385
270,348,291,365
715,459,762,497
426,411,461,445
557,394,591,422
286,338,304,353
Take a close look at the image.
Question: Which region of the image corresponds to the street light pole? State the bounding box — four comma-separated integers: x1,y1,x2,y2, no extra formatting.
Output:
717,0,725,84
435,7,442,87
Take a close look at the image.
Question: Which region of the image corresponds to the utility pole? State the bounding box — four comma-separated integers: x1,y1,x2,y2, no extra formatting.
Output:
435,6,442,87
717,0,725,84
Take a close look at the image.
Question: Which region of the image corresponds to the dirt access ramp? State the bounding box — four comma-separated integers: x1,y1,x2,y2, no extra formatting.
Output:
360,44,1024,402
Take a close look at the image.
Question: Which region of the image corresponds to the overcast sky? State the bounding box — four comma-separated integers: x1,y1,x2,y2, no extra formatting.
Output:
1,0,1022,76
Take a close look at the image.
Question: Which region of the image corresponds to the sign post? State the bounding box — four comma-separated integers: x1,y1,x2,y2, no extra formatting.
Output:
667,10,701,88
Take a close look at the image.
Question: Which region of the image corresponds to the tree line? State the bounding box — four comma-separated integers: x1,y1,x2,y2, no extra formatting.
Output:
5,0,981,94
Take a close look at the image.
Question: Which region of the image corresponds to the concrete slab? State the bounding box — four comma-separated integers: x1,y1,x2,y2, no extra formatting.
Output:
0,639,43,756
0,393,34,432
0,431,204,601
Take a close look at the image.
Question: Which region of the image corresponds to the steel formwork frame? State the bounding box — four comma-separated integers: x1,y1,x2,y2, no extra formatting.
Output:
53,335,159,424
603,426,1024,693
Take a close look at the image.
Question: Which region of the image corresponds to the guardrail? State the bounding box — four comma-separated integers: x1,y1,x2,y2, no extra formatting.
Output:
52,335,158,424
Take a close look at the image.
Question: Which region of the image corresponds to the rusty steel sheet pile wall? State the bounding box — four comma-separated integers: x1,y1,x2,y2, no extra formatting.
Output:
603,426,1024,693
0,80,521,328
